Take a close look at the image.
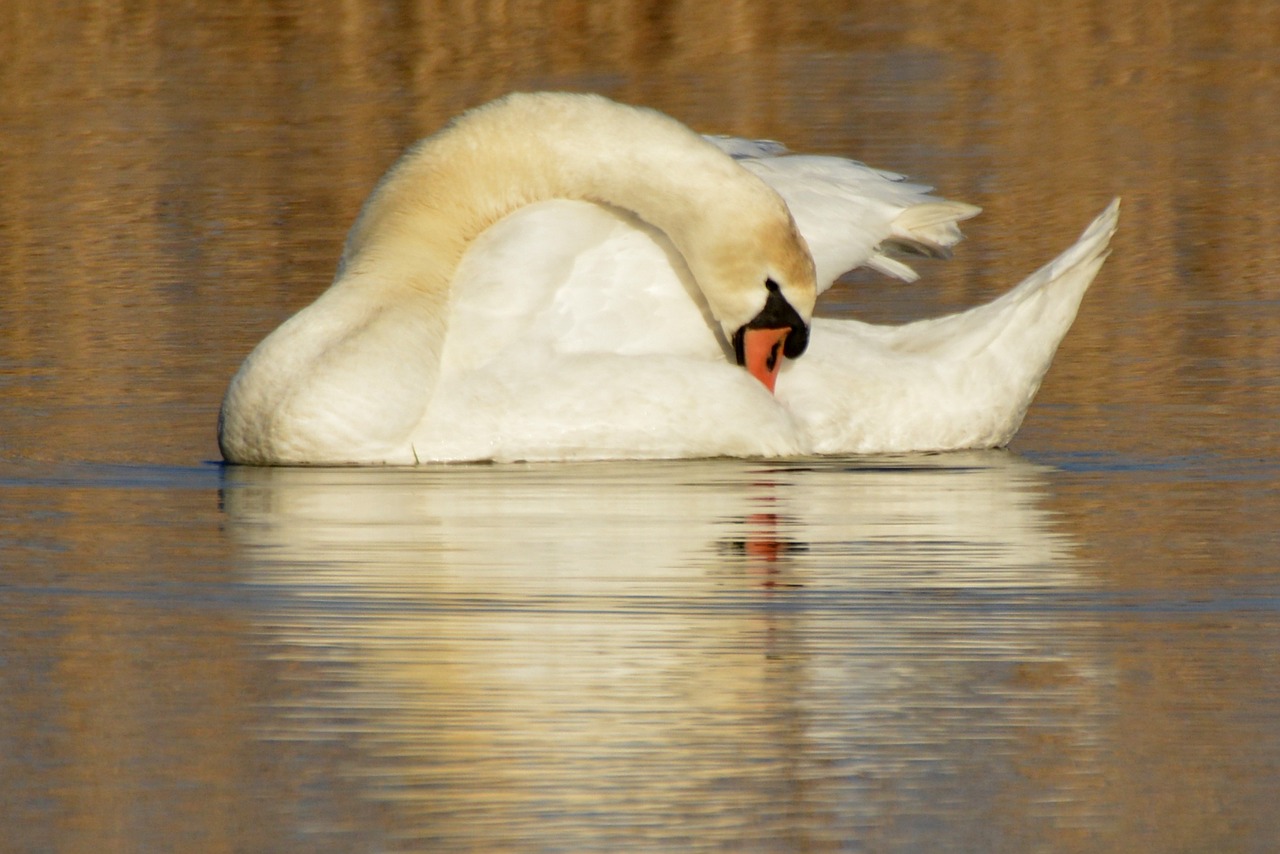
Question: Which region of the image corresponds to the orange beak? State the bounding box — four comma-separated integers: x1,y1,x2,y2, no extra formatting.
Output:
742,327,791,394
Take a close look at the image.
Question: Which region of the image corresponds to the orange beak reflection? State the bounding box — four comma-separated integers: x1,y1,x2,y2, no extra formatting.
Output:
742,327,790,394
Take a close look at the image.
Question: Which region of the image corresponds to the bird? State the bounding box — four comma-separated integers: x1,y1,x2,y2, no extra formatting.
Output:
217,91,1118,465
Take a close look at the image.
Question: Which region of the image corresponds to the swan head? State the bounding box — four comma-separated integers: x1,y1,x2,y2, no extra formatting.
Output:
731,279,810,393
688,214,817,394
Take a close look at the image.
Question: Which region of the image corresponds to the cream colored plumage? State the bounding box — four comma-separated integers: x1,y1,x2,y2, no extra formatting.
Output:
218,92,1118,465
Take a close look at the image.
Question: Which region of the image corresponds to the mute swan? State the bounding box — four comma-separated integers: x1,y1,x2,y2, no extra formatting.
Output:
218,92,1118,465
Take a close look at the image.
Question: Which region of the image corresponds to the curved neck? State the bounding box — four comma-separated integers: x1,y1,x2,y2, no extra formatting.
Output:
337,93,796,317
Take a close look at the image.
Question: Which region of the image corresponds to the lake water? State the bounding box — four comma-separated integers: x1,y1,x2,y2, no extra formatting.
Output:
3,1,1279,851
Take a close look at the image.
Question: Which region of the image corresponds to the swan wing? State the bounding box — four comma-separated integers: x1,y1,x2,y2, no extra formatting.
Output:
415,200,801,462
706,136,980,289
438,200,724,372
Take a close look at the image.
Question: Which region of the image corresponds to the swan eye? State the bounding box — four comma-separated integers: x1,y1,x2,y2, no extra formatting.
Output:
765,278,780,294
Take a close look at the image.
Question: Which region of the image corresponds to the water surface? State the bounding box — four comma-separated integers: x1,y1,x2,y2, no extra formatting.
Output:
2,1,1279,851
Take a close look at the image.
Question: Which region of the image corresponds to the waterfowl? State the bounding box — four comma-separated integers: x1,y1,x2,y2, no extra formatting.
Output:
218,92,1117,464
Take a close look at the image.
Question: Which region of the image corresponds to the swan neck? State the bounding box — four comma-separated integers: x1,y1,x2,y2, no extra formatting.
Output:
340,93,790,306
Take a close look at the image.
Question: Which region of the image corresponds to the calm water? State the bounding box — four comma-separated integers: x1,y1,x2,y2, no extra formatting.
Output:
3,1,1279,851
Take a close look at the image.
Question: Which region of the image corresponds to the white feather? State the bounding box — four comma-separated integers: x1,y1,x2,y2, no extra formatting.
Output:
219,94,1118,465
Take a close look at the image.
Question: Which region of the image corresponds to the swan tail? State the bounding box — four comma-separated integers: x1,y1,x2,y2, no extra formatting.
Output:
1000,197,1120,310
979,197,1120,444
827,198,1120,451
888,198,1120,356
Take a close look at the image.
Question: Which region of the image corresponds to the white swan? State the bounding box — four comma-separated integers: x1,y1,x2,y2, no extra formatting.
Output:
218,92,1118,465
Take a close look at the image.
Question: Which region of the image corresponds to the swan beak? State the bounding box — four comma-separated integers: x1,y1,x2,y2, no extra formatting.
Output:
741,327,790,394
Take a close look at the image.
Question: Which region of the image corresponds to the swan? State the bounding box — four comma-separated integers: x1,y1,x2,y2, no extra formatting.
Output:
218,92,1118,465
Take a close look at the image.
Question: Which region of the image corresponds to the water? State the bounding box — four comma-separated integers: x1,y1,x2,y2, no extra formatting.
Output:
3,2,1279,851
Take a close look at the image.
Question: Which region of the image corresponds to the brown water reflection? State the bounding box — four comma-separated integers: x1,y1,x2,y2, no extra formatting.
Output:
225,456,1105,851
2,0,1279,851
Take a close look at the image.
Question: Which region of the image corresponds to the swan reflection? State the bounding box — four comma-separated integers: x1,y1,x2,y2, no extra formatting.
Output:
222,454,1109,848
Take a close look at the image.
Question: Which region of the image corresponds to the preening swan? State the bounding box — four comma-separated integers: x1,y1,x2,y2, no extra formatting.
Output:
218,92,1118,465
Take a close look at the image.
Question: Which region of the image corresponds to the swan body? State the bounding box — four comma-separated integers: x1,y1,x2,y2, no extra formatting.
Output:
219,92,1118,465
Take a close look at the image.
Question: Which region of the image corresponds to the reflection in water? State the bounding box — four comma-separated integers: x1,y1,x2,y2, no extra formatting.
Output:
223,455,1109,849
1,0,1277,849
